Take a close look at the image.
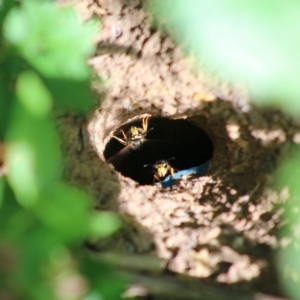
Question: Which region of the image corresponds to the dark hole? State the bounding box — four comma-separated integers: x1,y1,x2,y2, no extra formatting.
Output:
104,116,214,185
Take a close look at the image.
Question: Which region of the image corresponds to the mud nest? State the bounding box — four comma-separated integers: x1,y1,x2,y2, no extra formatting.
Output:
57,0,300,299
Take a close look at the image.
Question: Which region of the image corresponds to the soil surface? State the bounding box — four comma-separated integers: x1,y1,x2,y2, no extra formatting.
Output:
58,1,300,299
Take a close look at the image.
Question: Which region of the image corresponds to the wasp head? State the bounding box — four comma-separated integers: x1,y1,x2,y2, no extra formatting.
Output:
112,116,151,150
144,157,175,183
155,160,171,178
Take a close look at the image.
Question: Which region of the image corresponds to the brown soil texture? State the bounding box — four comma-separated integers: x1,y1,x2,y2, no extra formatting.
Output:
58,1,300,299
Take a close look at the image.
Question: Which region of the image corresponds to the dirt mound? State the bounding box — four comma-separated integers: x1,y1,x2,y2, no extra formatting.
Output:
58,0,300,298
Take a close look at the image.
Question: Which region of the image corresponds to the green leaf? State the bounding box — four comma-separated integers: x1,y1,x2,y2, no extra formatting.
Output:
33,184,91,243
3,0,98,112
275,148,300,299
0,55,25,138
275,148,300,204
6,140,39,206
278,241,300,300
43,77,94,112
150,0,300,115
0,177,4,208
16,71,52,117
14,227,61,300
0,0,14,29
0,179,20,235
80,257,125,300
3,1,98,81
6,101,61,206
89,212,121,239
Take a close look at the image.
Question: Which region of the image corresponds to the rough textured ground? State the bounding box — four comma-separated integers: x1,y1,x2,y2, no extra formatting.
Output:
57,1,300,299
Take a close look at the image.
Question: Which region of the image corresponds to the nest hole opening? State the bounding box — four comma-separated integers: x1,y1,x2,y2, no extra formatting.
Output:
104,116,214,185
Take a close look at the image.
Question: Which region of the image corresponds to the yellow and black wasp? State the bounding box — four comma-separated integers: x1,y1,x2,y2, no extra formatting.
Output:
112,116,152,150
144,158,176,183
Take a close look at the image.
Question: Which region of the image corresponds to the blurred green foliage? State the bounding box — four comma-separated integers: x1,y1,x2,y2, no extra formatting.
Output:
150,1,300,299
0,1,123,299
275,149,300,299
150,0,300,115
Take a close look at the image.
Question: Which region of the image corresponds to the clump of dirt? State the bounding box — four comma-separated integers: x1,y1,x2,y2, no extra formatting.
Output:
58,0,300,299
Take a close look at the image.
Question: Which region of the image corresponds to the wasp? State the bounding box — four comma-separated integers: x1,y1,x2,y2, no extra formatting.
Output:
112,116,152,150
144,158,175,183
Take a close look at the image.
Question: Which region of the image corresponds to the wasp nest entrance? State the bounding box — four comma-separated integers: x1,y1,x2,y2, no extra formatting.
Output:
104,116,214,185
